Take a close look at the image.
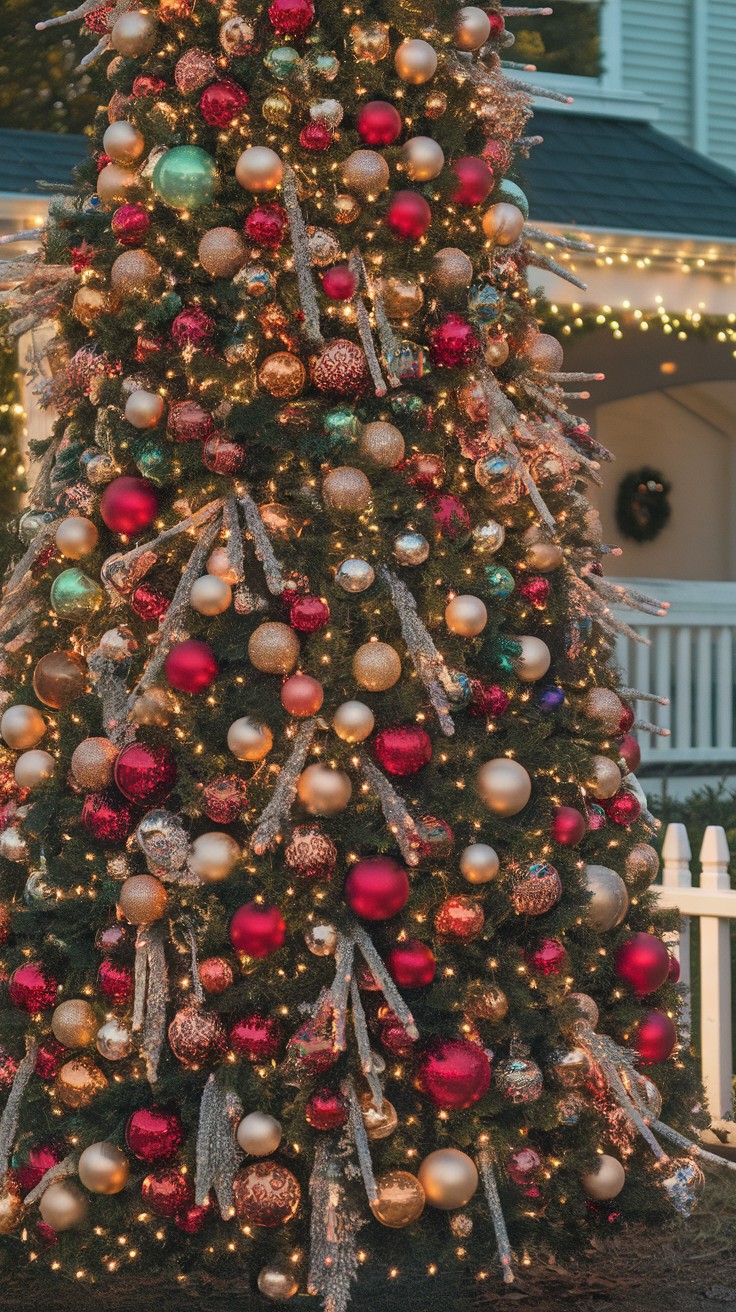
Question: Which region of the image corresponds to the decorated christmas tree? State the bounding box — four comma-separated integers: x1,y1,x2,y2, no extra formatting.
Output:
0,0,723,1303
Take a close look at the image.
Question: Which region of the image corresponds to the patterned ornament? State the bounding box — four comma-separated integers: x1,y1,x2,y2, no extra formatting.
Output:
310,339,368,396
233,1161,301,1227
509,861,562,916
202,774,248,824
168,1004,227,1068
284,826,337,880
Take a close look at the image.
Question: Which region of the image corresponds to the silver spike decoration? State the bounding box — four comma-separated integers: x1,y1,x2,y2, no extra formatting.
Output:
349,977,383,1109
0,1040,38,1178
308,1140,366,1312
343,1076,378,1205
251,719,318,853
380,566,456,736
195,1073,243,1217
348,251,388,396
132,923,169,1084
352,925,418,1040
282,163,324,347
240,492,286,595
100,499,223,596
357,752,422,867
476,1146,515,1283
478,364,557,530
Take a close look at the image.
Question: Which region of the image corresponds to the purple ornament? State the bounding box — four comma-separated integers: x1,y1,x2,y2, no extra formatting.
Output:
537,685,565,714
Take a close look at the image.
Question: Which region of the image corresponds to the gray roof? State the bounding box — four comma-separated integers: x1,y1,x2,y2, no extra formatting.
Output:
0,128,88,195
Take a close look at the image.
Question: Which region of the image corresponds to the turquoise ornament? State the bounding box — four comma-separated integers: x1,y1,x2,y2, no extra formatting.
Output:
152,146,217,210
50,568,105,621
264,46,301,79
447,670,472,708
308,50,340,79
493,179,529,218
134,438,173,484
468,283,502,324
323,406,359,444
390,393,423,418
484,565,515,598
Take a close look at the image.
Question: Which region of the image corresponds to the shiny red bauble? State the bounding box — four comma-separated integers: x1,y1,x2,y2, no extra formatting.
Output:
132,73,167,97
35,1038,65,1080
615,932,670,996
373,724,432,776
379,1016,417,1056
131,582,169,621
668,953,681,984
141,1167,193,1217
450,156,494,206
202,774,248,824
605,790,641,827
386,939,435,988
198,956,234,995
176,1202,210,1233
9,962,58,1012
172,307,216,349
356,100,402,146
321,265,356,301
520,576,551,610
268,0,314,34
16,1141,67,1194
416,1038,491,1110
199,79,249,127
551,805,587,846
126,1108,185,1163
167,399,213,443
435,895,484,943
300,121,332,151
98,958,133,1004
289,594,330,632
402,453,446,490
114,741,178,805
81,790,135,843
230,903,287,958
111,203,150,246
305,1088,348,1130
229,1013,282,1061
430,493,471,540
429,315,480,369
280,673,324,718
203,433,246,476
164,638,219,694
386,191,432,241
524,937,566,976
344,856,410,920
618,703,635,734
100,476,158,536
469,679,510,718
635,1010,677,1064
488,12,505,38
618,733,641,773
245,203,288,248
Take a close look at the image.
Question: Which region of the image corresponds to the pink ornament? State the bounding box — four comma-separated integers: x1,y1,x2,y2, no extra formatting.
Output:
635,1010,677,1064
290,594,330,632
605,790,641,827
142,1168,193,1217
111,203,150,246
434,895,484,943
98,958,133,1004
488,13,505,38
171,307,216,349
402,453,446,491
229,1013,282,1061
100,476,158,536
95,923,131,955
416,1038,491,1110
35,1039,65,1080
344,856,410,921
429,315,480,369
176,1202,210,1233
126,1108,185,1163
16,1141,67,1194
520,576,551,609
524,937,566,976
268,0,314,35
199,80,249,127
300,121,332,151
245,203,288,248
202,433,246,476
551,805,587,846
430,493,471,540
615,933,670,997
230,903,287,958
168,399,213,443
587,803,607,832
386,940,435,988
164,638,219,693
506,1146,542,1186
131,582,169,622
450,156,494,206
280,673,324,717
668,953,681,984
386,191,432,241
305,1088,348,1130
321,265,356,301
618,733,641,773
9,962,58,1013
356,101,402,146
373,724,432,776
469,679,509,718
81,790,135,843
379,1016,417,1056
114,741,177,805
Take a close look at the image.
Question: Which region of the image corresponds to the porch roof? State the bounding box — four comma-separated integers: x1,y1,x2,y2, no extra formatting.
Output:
0,129,87,196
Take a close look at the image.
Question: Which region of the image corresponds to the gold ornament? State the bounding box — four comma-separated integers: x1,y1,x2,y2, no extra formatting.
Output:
626,843,660,888
55,515,98,559
190,574,232,616
248,622,300,674
460,842,499,884
258,352,306,399
308,227,342,266
352,641,401,692
323,466,372,513
297,764,352,816
583,687,624,733
227,716,273,761
454,6,492,50
464,981,508,1023
332,193,361,225
1,704,46,750
130,686,174,727
110,9,157,57
263,92,293,127
0,1178,23,1235
370,1171,425,1227
445,594,488,637
305,922,338,955
15,749,55,789
39,1180,89,1230
359,1091,398,1140
340,150,389,199
584,865,629,932
433,247,473,295
55,1057,108,1109
52,999,98,1048
198,227,246,278
402,136,444,182
526,333,565,372
97,163,138,207
424,91,447,118
586,754,622,800
482,202,525,246
111,249,160,296
548,1047,593,1089
477,758,531,816
257,1264,299,1302
72,286,108,326
358,421,405,467
118,873,168,925
207,546,241,584
235,146,283,193
350,20,390,62
78,1142,130,1195
526,540,563,572
394,38,437,84
103,120,145,164
378,276,424,321
189,831,241,882
418,1149,478,1209
485,334,510,366
237,1111,283,1157
233,1161,301,1227
332,700,375,743
581,1155,625,1201
125,388,165,429
513,635,551,682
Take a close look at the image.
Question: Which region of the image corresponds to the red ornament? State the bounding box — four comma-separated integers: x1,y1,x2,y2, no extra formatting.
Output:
164,638,219,694
429,315,479,369
668,953,681,984
198,956,234,995
482,139,511,173
70,242,96,272
378,1016,417,1056
98,959,133,1005
373,724,432,776
284,826,337,880
229,1013,282,1061
202,774,248,824
36,1221,58,1247
615,933,670,997
202,433,246,476
434,895,485,943
450,156,494,207
386,191,432,241
35,1039,65,1080
111,203,150,246
551,805,587,846
344,856,410,921
200,79,249,127
132,74,167,98
84,3,113,33
9,962,58,1012
16,1141,67,1194
524,937,566,976
131,582,170,622
245,203,288,248
402,453,446,490
0,1047,18,1092
97,153,112,172
230,903,287,958
176,1202,210,1233
305,1088,348,1130
114,741,178,805
416,1038,491,1110
386,940,435,988
605,790,641,827
95,923,131,955
617,703,635,734
100,476,158,536
356,101,402,146
506,1146,542,1187
488,13,505,38
268,0,314,35
635,1010,677,1064
430,493,471,540
520,576,551,609
281,674,324,718
618,733,641,773
172,307,216,349
300,121,332,151
310,339,368,395
126,1108,185,1163
289,594,330,632
321,265,356,301
168,399,213,443
142,1168,193,1217
469,679,510,718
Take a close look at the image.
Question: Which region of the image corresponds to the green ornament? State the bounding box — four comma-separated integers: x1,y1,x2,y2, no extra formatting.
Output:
484,565,515,598
493,179,529,218
323,406,359,444
134,438,173,484
50,568,104,621
264,46,301,79
492,633,523,674
152,146,217,210
390,393,423,418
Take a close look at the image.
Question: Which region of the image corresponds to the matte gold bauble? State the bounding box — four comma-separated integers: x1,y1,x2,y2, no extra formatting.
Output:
323,466,372,513
378,276,424,320
359,1091,398,1140
332,700,375,743
190,574,232,616
332,193,361,224
418,1149,478,1209
586,754,622,800
257,1263,299,1302
432,246,473,294
513,635,551,682
454,5,492,50
118,873,168,925
584,864,629,932
190,831,241,882
482,202,525,245
340,150,390,199
55,1057,108,1109
235,146,283,192
297,764,352,816
71,737,118,790
258,352,306,399
581,1155,625,1201
15,749,55,789
370,1170,425,1227
248,622,300,675
103,121,146,165
110,9,157,56
402,136,444,182
350,19,390,62
198,226,246,277
78,1142,130,1195
55,515,98,559
33,650,86,708
52,999,97,1048
97,163,139,207
464,981,508,1023
625,843,659,887
352,641,401,692
207,546,240,584
1,704,46,750
445,594,488,637
394,38,437,84
477,758,531,815
526,540,563,572
111,249,159,295
460,842,499,884
358,421,405,467
583,687,624,734
263,92,293,127
227,715,273,761
72,286,107,326
125,388,165,429
0,1180,23,1235
237,1111,283,1157
39,1181,89,1231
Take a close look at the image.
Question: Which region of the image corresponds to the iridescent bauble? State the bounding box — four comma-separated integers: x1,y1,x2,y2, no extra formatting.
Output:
477,758,531,815
168,1003,227,1068
233,1161,301,1227
370,1171,425,1227
615,933,670,996
581,1155,625,1200
416,1039,491,1110
584,864,629,932
153,145,217,209
126,1108,185,1163
230,902,287,958
419,1149,479,1209
344,856,409,921
661,1158,704,1218
96,1019,133,1060
230,1014,282,1062
374,724,432,776
284,826,337,881
509,861,562,916
50,568,104,622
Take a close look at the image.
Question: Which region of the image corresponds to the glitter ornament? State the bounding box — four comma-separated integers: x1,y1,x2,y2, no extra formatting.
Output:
285,827,337,880
615,933,670,996
100,476,158,535
126,1108,185,1162
386,940,435,988
52,999,97,1048
230,1014,282,1061
584,864,629,931
114,741,177,805
153,146,217,209
142,1168,193,1217
200,79,249,127
332,700,375,742
230,902,287,958
416,1038,491,1110
258,352,306,398
583,687,624,732
477,758,531,815
344,856,409,920
525,937,566,976
357,421,405,468
233,1161,301,1227
356,100,402,146
435,895,484,943
96,1019,133,1060
281,674,324,717
305,1088,347,1130
246,203,288,248
606,790,642,827
507,1146,543,1187
509,861,562,916
198,226,246,277
82,790,135,843
167,399,213,443
386,190,432,240
581,1155,625,1201
112,200,151,245
237,1112,283,1156
35,1039,65,1079
359,1091,398,1140
394,38,437,83
300,121,332,151
626,843,660,888
520,576,551,610
168,1003,227,1067
552,805,587,846
268,0,313,35
433,247,473,294
341,149,389,198
312,341,369,396
323,465,372,512
55,1057,108,1109
171,307,216,349
9,962,58,1012
353,641,401,691
110,248,159,295
248,623,300,674
370,1171,425,1228
419,1150,479,1208
118,874,168,925
374,724,432,776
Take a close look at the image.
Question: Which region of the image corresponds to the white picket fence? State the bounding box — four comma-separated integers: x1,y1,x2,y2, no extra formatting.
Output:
656,822,736,1119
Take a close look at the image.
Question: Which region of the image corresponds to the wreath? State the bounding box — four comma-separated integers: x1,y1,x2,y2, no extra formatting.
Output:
615,466,672,543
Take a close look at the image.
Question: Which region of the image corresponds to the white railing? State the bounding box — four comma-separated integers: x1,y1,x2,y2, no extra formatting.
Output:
656,822,736,1119
613,578,736,769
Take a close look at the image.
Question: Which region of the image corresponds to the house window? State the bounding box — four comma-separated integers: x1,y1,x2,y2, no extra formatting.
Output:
512,0,602,79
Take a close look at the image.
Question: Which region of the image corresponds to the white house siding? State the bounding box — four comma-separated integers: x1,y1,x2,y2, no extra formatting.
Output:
706,0,736,172
620,0,693,148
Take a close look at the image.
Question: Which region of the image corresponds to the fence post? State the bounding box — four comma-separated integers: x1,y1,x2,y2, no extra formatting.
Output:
699,826,733,1120
661,823,692,1034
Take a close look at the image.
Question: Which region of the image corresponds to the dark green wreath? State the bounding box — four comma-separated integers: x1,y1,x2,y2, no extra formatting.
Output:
615,466,672,542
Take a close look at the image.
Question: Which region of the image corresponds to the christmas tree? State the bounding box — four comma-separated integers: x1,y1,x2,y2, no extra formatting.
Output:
0,0,722,1303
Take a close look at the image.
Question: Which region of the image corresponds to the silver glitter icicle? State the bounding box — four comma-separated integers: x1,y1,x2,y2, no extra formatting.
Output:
348,251,388,397
308,1140,366,1312
240,492,286,596
349,978,383,1109
352,925,418,1040
380,567,455,735
282,164,324,347
343,1076,378,1205
477,1146,515,1284
251,719,318,853
132,923,169,1084
224,495,261,613
195,1072,243,1217
357,752,421,867
0,1039,38,1178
